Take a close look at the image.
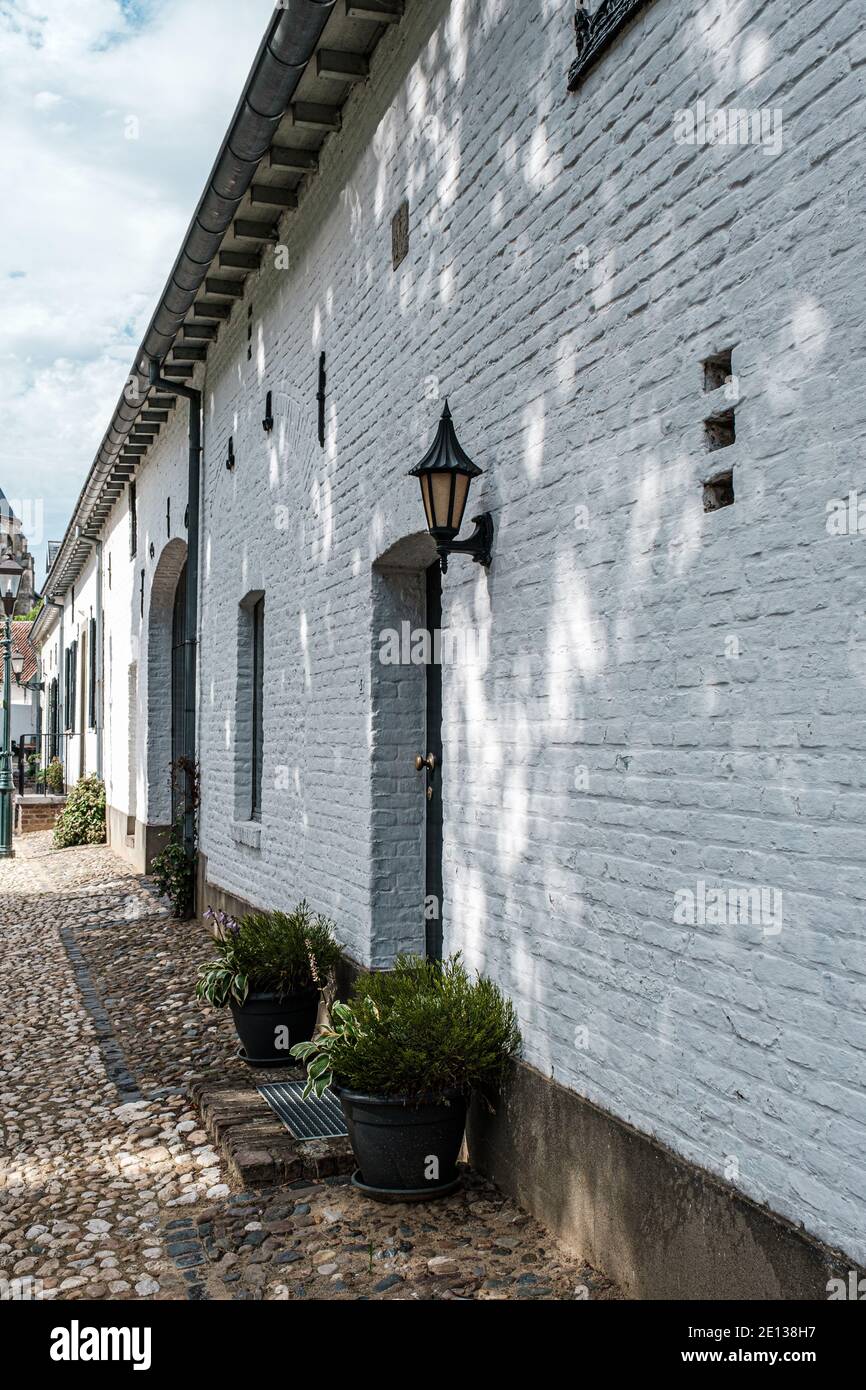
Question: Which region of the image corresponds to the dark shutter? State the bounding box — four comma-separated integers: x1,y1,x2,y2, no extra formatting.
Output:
251,597,264,818
65,641,78,732
88,617,97,728
48,678,58,760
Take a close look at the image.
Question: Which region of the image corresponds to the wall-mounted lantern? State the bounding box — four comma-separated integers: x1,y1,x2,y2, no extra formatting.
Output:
0,553,23,617
262,390,274,433
408,401,493,573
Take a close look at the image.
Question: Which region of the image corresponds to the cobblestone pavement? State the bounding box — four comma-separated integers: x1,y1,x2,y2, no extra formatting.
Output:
0,834,620,1302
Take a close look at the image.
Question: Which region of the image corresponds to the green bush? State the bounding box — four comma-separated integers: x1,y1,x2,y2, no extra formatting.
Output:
196,903,343,1008
45,757,64,794
292,954,521,1102
53,774,106,849
150,816,195,919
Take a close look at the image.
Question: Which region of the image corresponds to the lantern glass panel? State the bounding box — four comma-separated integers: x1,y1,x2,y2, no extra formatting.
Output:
420,475,434,530
450,473,470,533
430,472,455,531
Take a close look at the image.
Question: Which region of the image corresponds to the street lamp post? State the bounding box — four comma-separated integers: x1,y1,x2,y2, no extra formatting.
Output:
0,553,24,858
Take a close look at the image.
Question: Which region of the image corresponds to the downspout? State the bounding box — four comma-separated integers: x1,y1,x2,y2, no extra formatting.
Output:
95,540,103,779
149,361,201,906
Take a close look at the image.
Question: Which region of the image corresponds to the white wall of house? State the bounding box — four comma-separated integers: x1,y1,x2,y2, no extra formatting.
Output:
10,686,36,746
42,0,866,1267
32,552,103,784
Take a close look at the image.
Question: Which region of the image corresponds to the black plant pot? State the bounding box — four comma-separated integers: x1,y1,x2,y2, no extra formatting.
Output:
229,990,319,1066
336,1087,467,1200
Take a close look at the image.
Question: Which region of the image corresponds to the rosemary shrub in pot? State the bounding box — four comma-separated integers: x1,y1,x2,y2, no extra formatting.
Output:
196,903,343,1065
292,954,520,1199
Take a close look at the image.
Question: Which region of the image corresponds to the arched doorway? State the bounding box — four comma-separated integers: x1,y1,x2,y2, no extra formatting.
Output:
146,538,188,828
370,530,442,965
171,562,187,823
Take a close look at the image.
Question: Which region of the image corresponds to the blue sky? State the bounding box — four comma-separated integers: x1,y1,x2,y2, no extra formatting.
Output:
0,0,274,580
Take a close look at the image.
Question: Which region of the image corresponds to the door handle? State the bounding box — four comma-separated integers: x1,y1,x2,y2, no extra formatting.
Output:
415,753,436,772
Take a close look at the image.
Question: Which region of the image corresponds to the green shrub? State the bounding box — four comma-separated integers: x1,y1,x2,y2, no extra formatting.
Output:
150,816,195,919
53,774,106,849
45,757,64,794
292,954,521,1102
196,903,343,1008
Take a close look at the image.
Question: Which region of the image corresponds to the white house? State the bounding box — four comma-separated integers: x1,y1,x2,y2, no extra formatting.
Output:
31,0,866,1298
10,621,38,749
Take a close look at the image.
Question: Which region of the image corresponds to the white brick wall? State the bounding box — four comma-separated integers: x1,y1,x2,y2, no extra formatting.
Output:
66,0,866,1264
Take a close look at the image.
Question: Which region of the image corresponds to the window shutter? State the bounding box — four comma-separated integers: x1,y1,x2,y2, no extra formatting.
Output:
88,618,97,728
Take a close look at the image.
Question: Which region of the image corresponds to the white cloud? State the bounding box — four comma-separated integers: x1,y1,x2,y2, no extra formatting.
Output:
0,0,274,575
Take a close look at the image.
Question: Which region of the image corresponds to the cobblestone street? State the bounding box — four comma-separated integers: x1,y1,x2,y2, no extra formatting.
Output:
0,836,619,1302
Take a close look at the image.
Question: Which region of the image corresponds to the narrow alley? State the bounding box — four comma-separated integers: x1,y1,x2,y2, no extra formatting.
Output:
0,834,617,1302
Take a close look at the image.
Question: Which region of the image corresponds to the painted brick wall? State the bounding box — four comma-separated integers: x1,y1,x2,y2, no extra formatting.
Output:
83,0,866,1266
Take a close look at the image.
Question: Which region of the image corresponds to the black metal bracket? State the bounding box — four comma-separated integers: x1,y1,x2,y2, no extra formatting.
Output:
436,513,493,574
567,0,655,92
317,352,326,448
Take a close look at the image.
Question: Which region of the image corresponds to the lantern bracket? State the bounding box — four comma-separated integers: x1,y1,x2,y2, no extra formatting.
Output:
435,512,493,574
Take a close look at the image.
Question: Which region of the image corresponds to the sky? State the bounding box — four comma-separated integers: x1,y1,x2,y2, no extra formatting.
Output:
0,0,275,582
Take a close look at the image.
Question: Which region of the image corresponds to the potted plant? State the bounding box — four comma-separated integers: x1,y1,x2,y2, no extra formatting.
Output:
45,757,64,794
196,903,343,1066
292,954,520,1200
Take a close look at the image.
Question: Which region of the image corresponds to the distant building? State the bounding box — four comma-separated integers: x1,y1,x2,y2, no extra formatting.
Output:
0,488,36,617
10,621,37,747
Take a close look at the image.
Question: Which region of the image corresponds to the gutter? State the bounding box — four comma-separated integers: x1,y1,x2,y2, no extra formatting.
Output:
45,0,337,598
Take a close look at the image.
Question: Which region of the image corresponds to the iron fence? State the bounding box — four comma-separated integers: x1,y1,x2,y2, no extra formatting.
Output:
12,732,71,797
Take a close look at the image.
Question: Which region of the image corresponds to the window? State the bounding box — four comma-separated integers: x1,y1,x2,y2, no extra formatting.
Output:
251,596,264,818
63,641,78,732
48,677,59,760
236,592,265,823
87,617,97,728
129,481,138,558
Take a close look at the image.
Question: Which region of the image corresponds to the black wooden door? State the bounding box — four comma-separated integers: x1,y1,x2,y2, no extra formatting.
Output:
425,562,444,960
170,563,187,822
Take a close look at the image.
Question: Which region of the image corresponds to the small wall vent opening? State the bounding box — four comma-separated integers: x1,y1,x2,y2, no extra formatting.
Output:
703,470,735,513
392,199,409,269
703,349,733,392
704,409,735,452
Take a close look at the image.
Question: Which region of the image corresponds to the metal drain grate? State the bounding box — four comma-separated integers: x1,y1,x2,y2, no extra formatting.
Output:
257,1081,348,1141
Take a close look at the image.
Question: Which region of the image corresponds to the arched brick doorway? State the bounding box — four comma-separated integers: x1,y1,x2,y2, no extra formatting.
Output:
146,539,188,829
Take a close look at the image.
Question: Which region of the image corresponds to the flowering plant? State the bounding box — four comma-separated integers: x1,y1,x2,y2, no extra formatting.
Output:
195,902,342,1009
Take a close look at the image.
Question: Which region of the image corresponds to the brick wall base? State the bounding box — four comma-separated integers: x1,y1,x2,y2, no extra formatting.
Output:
467,1061,865,1301
14,795,65,834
